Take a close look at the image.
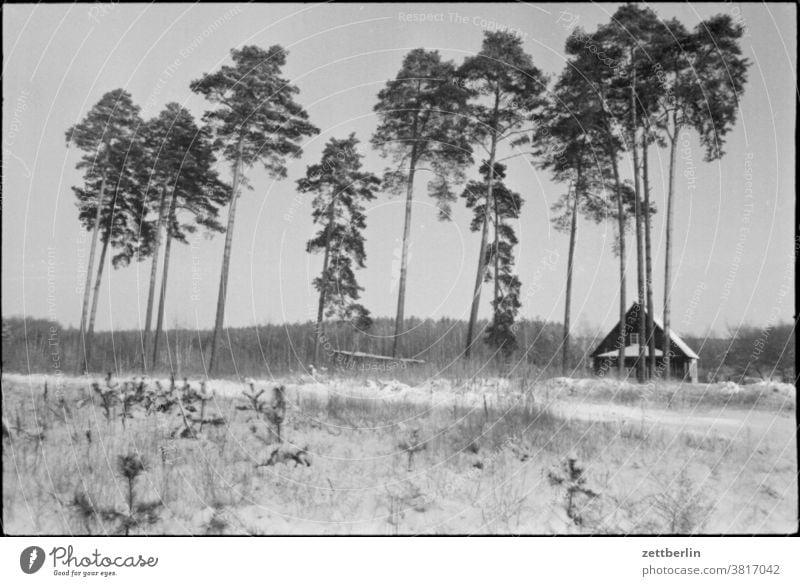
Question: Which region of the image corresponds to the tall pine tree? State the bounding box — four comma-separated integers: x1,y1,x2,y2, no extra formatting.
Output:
299,134,380,363
66,88,145,373
372,49,473,357
651,14,749,379
461,162,523,356
530,75,610,373
139,103,229,369
459,31,547,358
191,45,319,373
562,26,630,377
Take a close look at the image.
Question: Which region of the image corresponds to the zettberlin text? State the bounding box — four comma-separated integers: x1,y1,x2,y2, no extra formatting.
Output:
642,548,701,558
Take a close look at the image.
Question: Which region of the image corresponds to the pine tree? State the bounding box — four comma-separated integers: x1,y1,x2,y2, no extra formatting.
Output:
298,134,380,363
66,88,145,373
531,75,610,374
459,31,548,358
561,28,629,377
651,14,749,379
191,45,319,373
461,162,522,356
600,3,664,381
139,103,229,369
371,49,473,357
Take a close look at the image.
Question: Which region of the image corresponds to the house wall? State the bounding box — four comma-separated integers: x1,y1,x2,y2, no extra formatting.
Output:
689,359,698,384
592,356,696,382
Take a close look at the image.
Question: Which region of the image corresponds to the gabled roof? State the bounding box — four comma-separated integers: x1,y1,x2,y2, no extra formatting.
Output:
590,302,699,360
651,314,699,359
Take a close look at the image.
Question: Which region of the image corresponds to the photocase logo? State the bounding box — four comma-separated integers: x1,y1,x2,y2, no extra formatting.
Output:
20,546,45,574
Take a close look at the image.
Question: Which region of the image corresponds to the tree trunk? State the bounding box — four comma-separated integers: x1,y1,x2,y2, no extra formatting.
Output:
466,205,491,359
663,114,679,381
152,188,178,369
607,143,627,380
642,133,656,377
314,199,337,364
493,177,500,325
465,153,497,358
563,176,580,375
87,231,110,339
630,55,646,383
76,149,109,374
465,91,501,359
88,183,120,341
633,151,646,382
391,144,418,358
84,229,111,370
142,185,168,370
208,138,244,374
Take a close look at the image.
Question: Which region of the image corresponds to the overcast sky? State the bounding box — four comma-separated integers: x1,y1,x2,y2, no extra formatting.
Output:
2,2,796,339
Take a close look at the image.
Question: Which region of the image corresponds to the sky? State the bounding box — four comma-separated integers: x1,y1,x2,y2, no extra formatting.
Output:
2,2,796,340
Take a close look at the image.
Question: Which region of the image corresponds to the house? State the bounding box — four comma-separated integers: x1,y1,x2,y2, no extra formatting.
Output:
590,302,699,383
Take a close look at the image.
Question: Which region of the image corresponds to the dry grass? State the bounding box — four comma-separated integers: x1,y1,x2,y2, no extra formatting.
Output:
2,374,796,535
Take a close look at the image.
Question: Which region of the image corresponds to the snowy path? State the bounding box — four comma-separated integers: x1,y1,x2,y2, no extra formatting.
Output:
3,372,795,445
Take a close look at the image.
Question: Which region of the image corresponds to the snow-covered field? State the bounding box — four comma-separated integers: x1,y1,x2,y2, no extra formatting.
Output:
2,373,796,534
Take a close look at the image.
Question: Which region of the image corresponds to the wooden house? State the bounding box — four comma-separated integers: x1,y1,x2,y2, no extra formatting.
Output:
590,302,699,383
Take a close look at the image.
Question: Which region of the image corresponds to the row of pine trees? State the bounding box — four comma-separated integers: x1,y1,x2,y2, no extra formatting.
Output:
67,5,748,378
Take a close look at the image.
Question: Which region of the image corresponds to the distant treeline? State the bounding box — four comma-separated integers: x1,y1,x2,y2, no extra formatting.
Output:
2,316,794,383
1,316,584,378
683,327,795,383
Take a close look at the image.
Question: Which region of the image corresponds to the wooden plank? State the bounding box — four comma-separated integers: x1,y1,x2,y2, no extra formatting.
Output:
331,350,425,364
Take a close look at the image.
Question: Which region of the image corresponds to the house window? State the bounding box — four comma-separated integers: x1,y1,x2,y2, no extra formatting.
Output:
630,333,639,345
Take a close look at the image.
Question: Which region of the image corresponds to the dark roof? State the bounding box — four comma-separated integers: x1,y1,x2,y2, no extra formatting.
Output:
590,302,699,360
